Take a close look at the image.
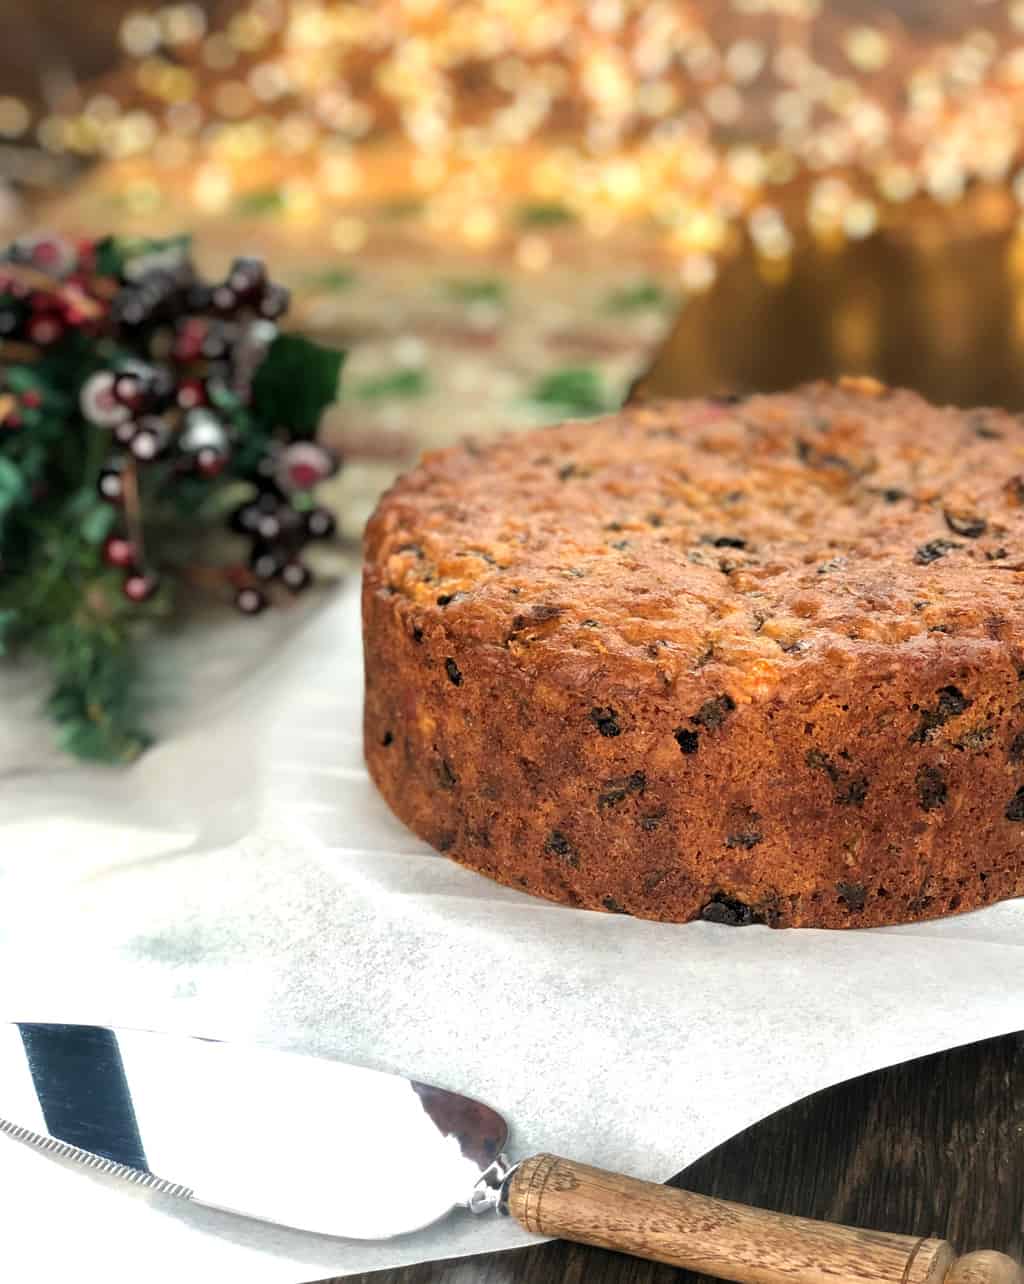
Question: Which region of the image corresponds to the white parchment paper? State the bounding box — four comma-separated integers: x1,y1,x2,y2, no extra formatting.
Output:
1,579,1023,1284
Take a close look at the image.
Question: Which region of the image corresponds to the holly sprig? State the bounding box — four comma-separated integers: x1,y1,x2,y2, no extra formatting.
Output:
0,233,345,762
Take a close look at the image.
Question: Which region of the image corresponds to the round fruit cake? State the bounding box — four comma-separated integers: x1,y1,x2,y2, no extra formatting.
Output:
362,379,1024,928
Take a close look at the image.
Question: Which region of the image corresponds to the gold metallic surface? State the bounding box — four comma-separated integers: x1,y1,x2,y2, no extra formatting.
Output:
640,207,1024,409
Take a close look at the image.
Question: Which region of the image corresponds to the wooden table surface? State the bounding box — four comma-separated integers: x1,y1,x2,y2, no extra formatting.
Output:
334,1032,1024,1284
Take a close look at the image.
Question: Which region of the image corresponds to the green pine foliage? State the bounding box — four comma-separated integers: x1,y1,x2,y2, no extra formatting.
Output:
0,234,344,762
0,343,161,761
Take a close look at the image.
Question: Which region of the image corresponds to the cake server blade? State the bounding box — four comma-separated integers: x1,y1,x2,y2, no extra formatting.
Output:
0,1023,507,1239
2,1024,1019,1284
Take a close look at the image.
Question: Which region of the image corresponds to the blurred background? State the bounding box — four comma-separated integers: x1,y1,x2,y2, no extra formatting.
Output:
3,1,1024,534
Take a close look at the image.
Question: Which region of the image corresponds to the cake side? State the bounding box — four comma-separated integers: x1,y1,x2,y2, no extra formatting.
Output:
362,381,1024,927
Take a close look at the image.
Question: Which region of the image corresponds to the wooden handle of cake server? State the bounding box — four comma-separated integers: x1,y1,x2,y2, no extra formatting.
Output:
506,1154,1022,1284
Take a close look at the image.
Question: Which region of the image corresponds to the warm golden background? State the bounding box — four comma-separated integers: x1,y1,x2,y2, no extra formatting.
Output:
5,0,1024,536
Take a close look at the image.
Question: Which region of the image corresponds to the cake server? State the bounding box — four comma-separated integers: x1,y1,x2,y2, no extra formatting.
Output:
0,1023,1018,1284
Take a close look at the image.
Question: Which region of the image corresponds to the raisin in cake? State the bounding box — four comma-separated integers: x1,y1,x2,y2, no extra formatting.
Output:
362,379,1024,928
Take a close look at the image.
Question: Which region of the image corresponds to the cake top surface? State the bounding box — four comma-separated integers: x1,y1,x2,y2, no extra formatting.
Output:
364,380,1024,704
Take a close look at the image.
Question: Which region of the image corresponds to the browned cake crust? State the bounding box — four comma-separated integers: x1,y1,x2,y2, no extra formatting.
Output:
362,380,1024,928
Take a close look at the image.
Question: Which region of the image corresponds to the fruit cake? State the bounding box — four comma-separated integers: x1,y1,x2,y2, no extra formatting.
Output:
362,379,1024,927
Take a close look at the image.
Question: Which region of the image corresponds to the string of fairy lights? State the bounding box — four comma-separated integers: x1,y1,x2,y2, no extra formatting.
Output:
4,1,1024,282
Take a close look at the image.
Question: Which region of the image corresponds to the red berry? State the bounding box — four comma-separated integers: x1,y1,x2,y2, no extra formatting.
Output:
176,379,205,409
227,257,267,300
281,561,312,593
30,237,71,272
3,412,21,430
20,390,41,408
123,572,159,603
235,586,267,615
276,441,335,492
212,285,237,312
196,446,227,477
28,316,63,345
97,467,124,502
80,371,129,429
103,536,137,568
251,550,280,580
305,507,336,539
259,284,289,319
113,372,145,411
173,318,206,361
130,427,164,461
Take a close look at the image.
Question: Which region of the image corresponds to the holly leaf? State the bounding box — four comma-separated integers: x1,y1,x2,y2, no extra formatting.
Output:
251,333,345,437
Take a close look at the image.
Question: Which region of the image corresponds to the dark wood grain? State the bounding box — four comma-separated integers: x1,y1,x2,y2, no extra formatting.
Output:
329,1033,1024,1284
